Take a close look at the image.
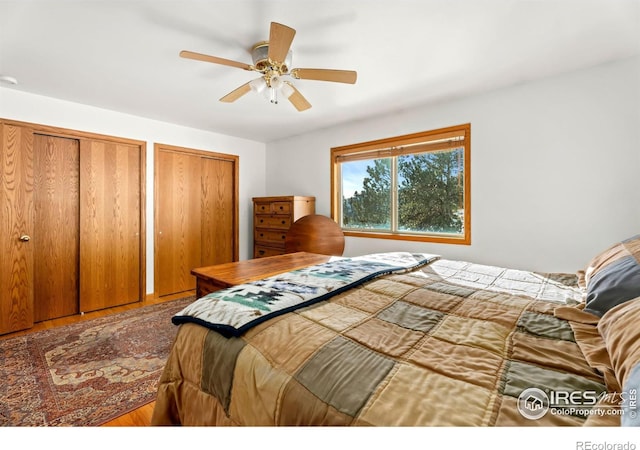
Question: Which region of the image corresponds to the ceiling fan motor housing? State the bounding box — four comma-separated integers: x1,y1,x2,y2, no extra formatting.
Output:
251,41,292,73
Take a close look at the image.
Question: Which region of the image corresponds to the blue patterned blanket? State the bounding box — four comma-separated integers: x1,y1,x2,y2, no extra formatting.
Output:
172,252,439,337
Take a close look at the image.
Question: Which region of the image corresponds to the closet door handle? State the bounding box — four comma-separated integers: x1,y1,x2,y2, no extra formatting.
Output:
19,235,31,242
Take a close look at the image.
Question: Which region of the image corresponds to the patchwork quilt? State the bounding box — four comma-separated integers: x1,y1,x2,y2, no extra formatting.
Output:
172,252,439,337
153,257,622,426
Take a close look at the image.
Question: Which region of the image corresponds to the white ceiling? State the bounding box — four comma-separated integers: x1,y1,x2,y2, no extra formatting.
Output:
1,0,638,143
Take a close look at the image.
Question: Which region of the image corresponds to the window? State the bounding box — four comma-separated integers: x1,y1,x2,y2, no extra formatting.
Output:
331,124,470,245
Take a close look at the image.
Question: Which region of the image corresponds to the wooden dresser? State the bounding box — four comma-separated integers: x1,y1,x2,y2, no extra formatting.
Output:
252,196,315,258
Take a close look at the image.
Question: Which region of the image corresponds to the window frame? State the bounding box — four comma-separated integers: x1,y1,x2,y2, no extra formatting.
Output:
330,123,471,245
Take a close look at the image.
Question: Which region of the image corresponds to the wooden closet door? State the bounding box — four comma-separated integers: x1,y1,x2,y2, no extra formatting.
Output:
156,150,202,296
0,124,34,334
201,157,235,266
33,134,80,322
79,140,141,312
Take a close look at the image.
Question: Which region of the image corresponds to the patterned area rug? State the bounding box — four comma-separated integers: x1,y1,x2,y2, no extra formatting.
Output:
0,296,194,426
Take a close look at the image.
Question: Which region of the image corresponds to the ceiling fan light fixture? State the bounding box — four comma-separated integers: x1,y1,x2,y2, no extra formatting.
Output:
270,75,284,90
267,78,295,104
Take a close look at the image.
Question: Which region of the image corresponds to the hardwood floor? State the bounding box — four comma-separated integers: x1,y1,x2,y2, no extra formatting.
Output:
102,402,156,427
0,290,194,427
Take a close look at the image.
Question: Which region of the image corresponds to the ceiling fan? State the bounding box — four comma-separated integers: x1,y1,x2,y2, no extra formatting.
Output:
179,22,357,112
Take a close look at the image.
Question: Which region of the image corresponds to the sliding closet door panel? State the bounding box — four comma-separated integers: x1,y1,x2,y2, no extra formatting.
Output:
201,157,235,266
79,140,141,312
156,150,202,296
0,124,34,334
33,134,80,322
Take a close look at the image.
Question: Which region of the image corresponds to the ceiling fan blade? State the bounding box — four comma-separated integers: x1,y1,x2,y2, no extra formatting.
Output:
219,82,252,103
268,22,296,63
291,68,357,84
287,84,312,112
180,50,252,71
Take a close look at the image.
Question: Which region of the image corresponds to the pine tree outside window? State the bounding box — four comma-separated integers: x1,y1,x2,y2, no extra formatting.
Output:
331,124,470,245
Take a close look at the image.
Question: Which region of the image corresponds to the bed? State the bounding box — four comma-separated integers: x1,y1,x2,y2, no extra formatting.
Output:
151,236,640,426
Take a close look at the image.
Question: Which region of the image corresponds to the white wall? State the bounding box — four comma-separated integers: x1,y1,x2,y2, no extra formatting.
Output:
2,56,637,282
265,56,640,273
0,88,267,294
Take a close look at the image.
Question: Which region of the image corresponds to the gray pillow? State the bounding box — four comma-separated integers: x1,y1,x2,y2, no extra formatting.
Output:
584,255,640,317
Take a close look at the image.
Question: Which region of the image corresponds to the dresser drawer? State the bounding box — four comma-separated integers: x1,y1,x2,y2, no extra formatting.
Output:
255,229,288,244
255,215,292,229
254,202,272,214
252,196,315,259
271,202,291,215
254,201,292,215
254,244,285,258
